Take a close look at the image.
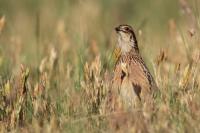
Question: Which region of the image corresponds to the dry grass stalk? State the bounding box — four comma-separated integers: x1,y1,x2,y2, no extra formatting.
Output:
10,65,29,129
0,16,5,35
82,56,107,114
179,0,197,36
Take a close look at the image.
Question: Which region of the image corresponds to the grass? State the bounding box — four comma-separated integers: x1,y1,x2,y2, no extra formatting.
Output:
0,0,200,132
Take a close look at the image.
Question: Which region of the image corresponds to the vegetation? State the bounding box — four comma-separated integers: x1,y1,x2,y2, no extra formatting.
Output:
0,0,199,132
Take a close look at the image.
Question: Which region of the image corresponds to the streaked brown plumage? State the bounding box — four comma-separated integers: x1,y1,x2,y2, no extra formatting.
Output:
110,24,157,110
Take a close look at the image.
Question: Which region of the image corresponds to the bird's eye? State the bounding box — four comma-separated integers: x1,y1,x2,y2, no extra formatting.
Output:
125,27,129,31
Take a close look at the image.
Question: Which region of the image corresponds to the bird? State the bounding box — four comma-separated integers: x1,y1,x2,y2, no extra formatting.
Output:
110,24,158,110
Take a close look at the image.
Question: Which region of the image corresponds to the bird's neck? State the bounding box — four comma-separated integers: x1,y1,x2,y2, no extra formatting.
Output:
120,45,139,56
118,39,139,55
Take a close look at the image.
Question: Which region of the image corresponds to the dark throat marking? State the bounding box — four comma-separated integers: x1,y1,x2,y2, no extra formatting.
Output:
121,70,126,82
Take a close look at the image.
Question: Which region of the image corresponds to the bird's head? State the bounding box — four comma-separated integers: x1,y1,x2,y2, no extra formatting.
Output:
115,24,139,54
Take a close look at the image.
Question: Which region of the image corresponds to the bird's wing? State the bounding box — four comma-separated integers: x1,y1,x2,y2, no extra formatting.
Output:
128,57,153,92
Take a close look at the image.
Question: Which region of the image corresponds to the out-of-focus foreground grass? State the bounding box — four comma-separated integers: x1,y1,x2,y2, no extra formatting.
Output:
0,0,200,132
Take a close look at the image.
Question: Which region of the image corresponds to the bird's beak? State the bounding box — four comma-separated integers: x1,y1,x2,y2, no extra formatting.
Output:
115,26,120,32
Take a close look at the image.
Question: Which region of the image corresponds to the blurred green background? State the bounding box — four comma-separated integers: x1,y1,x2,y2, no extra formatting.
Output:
0,0,181,65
